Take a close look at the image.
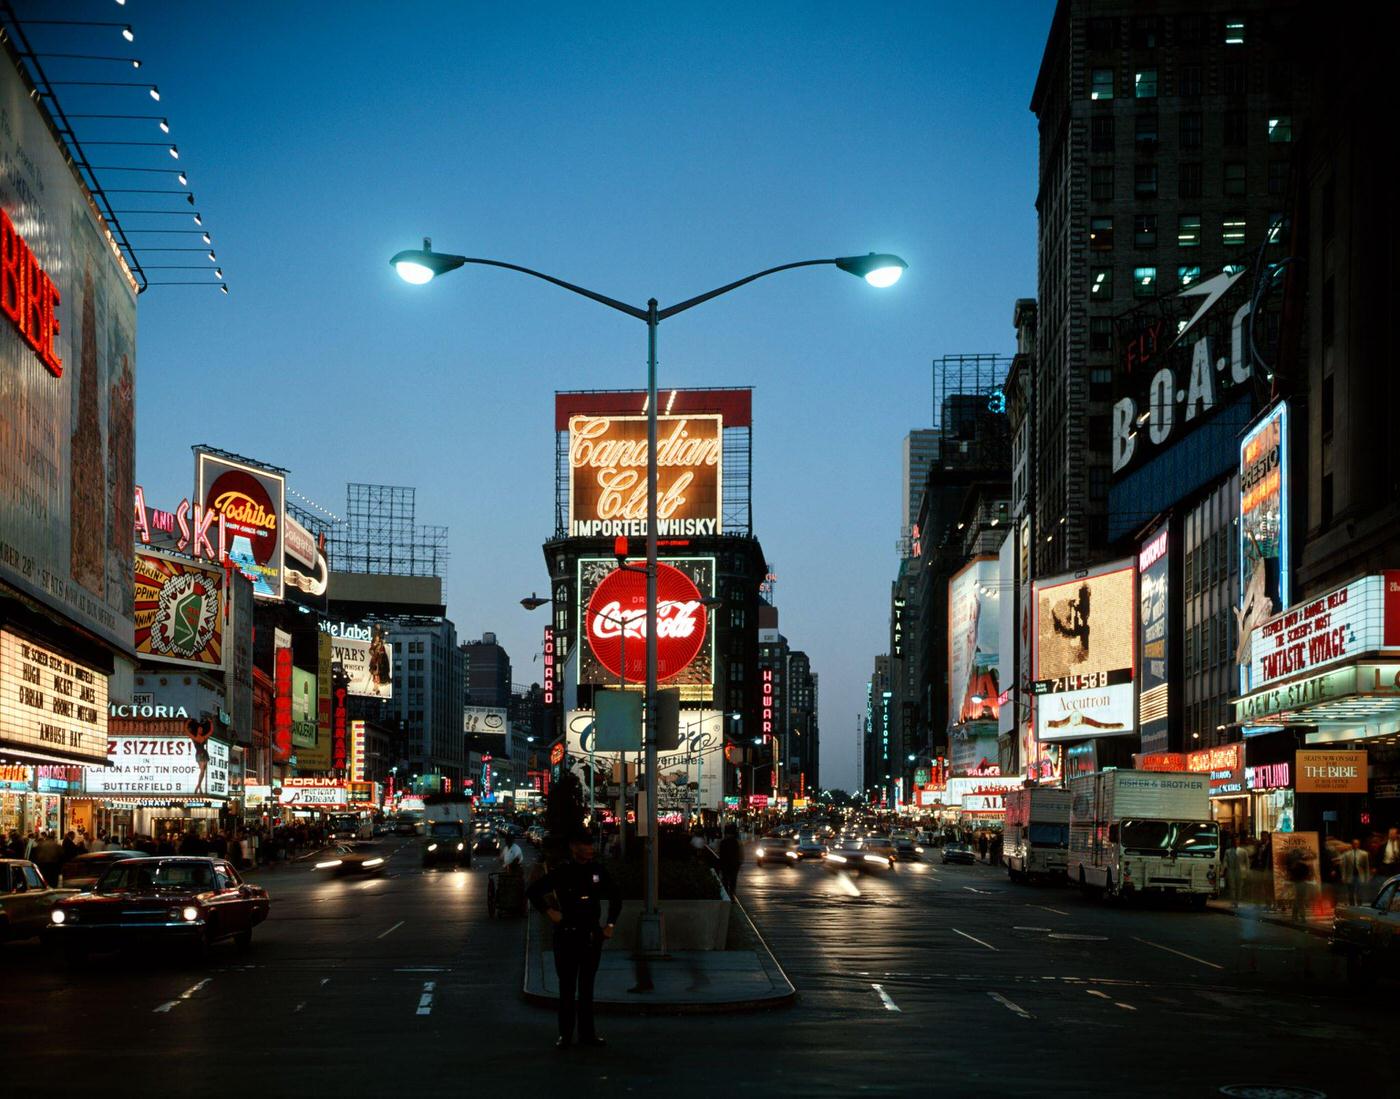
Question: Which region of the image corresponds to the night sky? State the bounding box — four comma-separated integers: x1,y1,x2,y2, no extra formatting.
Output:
87,0,1055,790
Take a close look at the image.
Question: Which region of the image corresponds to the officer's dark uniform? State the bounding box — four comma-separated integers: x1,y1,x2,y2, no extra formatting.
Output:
527,854,621,1045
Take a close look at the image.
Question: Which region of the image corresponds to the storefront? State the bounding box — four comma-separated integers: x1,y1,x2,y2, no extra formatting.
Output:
84,724,231,841
1189,743,1249,838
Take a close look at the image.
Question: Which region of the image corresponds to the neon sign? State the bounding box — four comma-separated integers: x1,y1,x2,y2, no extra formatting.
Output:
0,208,62,377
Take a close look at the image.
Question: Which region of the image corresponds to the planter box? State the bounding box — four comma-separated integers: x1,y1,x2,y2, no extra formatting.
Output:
605,898,731,952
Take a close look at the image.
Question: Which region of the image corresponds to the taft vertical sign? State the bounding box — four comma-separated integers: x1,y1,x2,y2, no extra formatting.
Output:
1138,526,1170,754
195,450,286,601
1237,402,1289,688
1,51,139,651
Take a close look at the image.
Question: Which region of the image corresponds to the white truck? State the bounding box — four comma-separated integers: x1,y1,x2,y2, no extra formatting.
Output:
1003,787,1071,882
1068,770,1218,904
421,798,474,868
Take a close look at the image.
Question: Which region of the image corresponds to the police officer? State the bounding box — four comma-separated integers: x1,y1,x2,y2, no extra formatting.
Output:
526,829,621,1049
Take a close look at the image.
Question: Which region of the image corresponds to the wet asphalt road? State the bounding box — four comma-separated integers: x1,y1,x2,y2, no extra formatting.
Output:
0,838,1390,1098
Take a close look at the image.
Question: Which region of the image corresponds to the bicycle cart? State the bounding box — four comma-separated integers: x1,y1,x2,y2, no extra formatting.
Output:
487,870,526,917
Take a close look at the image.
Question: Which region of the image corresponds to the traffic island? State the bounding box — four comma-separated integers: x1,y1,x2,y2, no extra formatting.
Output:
522,896,795,1014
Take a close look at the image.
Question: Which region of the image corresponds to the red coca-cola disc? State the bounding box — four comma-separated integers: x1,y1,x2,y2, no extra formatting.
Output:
585,561,707,683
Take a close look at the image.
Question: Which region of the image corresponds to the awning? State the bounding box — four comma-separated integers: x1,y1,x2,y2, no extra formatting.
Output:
1232,661,1400,738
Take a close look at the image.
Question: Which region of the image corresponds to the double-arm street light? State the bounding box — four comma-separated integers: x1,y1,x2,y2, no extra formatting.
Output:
394,240,906,954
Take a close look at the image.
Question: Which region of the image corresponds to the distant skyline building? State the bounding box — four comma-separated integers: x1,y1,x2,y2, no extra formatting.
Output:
901,429,941,553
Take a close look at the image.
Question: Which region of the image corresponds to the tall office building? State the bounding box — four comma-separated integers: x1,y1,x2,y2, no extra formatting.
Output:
461,633,512,707
1031,0,1301,573
901,429,941,552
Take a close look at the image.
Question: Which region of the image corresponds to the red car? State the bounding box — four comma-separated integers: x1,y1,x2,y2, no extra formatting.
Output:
46,856,269,963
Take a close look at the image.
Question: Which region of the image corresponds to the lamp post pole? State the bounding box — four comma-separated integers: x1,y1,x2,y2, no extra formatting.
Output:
394,244,906,958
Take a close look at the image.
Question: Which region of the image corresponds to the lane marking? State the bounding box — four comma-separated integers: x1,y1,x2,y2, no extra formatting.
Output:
951,927,998,952
1115,1002,1137,1011
988,991,1033,1019
1029,904,1069,916
963,886,997,894
395,966,449,973
416,980,436,1016
871,983,901,1012
153,977,212,1014
294,1001,306,1013
1132,936,1224,971
1014,926,1052,932
377,920,405,939
320,978,331,986
1086,989,1111,1000
153,1001,178,1014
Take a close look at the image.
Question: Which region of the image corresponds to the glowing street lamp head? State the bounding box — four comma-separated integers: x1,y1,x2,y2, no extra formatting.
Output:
391,237,466,285
835,252,907,287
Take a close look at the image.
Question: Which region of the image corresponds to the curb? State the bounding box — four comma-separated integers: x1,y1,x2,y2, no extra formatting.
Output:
521,901,797,1015
1205,901,1333,941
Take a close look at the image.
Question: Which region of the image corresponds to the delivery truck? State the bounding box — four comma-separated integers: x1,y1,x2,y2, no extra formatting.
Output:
1003,787,1071,882
421,797,473,868
1068,770,1218,904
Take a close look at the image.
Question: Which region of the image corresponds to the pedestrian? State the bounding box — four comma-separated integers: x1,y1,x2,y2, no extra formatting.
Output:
88,831,106,853
718,823,744,899
977,833,988,861
1226,837,1251,908
1380,827,1400,879
1286,843,1315,923
33,832,63,887
1339,839,1371,907
501,832,524,874
61,831,80,862
1253,830,1274,906
525,829,620,1050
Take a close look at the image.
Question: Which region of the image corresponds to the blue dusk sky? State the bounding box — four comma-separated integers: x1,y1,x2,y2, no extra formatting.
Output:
82,1,1054,790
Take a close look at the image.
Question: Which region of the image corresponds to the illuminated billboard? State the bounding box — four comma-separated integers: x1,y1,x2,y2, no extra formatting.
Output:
1138,526,1170,754
321,621,393,699
133,549,224,668
567,413,722,537
565,707,723,810
1237,402,1289,689
84,735,229,799
0,629,109,765
1,54,138,651
948,558,1000,730
195,450,286,601
1033,559,1136,741
576,556,714,703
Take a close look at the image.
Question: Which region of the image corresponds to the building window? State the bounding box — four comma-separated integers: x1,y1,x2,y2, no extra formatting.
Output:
1178,265,1202,287
1222,214,1247,247
1090,69,1115,101
1133,267,1157,298
1090,216,1114,250
1091,165,1114,201
1267,160,1289,197
1179,112,1202,150
1090,267,1112,298
1179,162,1202,199
1223,162,1247,196
1179,64,1203,98
1223,264,1246,276
1322,275,1335,346
1090,115,1115,153
1131,17,1158,49
1087,17,1114,51
1089,317,1113,352
1223,110,1247,146
1321,372,1334,437
1225,17,1246,45
1134,70,1158,98
1178,214,1201,248
1134,214,1157,248
1178,13,1204,46
1268,115,1293,143
1134,163,1158,198
1222,62,1246,96
1135,114,1158,147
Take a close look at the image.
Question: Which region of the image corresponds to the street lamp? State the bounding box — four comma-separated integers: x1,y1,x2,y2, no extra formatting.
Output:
396,239,906,956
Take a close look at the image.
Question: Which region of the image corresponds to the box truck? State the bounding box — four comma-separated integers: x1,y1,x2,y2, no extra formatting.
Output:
1068,770,1218,904
1003,787,1071,882
422,797,473,868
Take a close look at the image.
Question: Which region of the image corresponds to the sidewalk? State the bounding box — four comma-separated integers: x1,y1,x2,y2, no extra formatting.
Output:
522,900,795,1014
1207,898,1333,941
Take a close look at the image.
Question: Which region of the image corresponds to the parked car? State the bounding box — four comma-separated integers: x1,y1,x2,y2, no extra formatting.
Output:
0,860,76,942
45,857,269,961
1331,873,1400,985
58,851,148,891
942,841,976,865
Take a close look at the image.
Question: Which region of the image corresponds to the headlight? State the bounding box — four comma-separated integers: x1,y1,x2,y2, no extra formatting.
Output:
457,842,464,851
363,858,384,868
755,848,765,858
864,855,888,865
827,853,847,864
427,843,438,852
915,846,925,853
315,859,343,870
51,908,66,925
181,906,199,922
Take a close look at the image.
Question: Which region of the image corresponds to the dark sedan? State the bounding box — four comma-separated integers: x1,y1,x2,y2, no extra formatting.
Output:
46,857,269,962
941,841,976,865
1331,873,1400,985
785,838,828,862
892,837,925,861
754,837,797,867
59,850,148,890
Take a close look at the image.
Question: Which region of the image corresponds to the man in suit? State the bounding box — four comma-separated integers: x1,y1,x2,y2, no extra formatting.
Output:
1339,839,1372,906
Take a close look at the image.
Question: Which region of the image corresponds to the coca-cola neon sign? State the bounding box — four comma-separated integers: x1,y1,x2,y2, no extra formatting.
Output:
586,561,707,683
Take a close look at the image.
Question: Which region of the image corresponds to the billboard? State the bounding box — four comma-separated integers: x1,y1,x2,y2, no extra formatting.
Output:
1138,526,1170,754
327,626,393,698
1295,750,1368,794
577,556,714,702
133,549,224,668
564,707,723,810
0,629,109,765
463,706,509,736
84,735,229,799
1,53,139,651
290,666,317,750
1237,402,1290,685
195,451,286,601
224,570,254,743
1033,559,1136,741
948,558,1000,729
284,513,328,606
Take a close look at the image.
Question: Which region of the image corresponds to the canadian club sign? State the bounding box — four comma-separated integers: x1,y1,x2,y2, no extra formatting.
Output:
584,560,708,684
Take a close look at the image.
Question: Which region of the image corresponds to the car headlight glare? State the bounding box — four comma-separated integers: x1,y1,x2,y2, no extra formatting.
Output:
457,842,464,851
182,906,199,922
427,843,438,852
755,848,765,858
51,908,66,925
